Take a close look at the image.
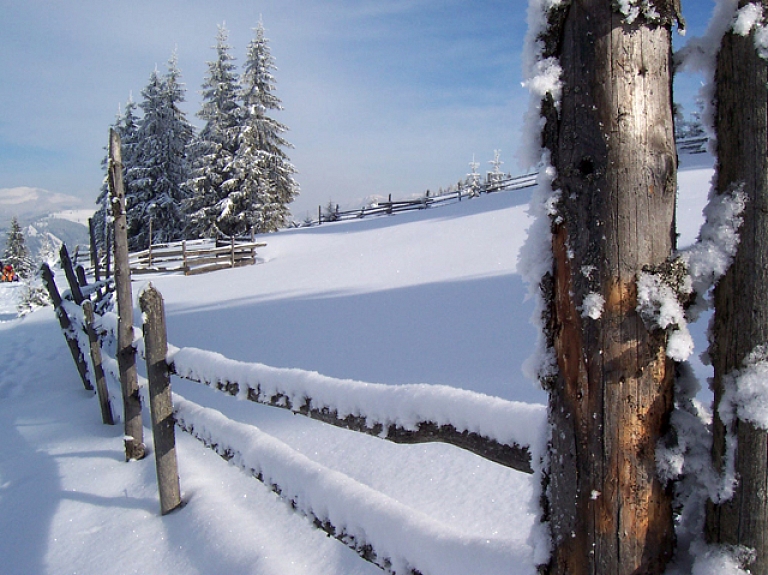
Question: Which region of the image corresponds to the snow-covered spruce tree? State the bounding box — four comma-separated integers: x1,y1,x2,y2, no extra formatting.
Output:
127,55,194,251
184,25,243,239
94,97,140,252
4,216,32,279
706,3,768,571
238,20,299,233
520,1,682,573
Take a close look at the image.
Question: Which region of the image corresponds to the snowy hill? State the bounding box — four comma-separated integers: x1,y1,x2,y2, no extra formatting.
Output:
0,152,713,575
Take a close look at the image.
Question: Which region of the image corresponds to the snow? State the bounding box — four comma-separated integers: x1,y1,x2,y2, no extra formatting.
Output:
636,270,695,362
49,209,95,227
720,345,768,430
580,292,605,320
0,149,718,574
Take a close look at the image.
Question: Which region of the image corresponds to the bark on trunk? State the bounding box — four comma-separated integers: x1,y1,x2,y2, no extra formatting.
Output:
706,7,768,572
540,4,677,574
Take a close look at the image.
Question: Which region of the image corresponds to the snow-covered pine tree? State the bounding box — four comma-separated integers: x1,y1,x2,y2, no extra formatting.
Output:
3,217,32,279
239,20,299,232
185,25,243,239
94,97,140,252
127,55,194,251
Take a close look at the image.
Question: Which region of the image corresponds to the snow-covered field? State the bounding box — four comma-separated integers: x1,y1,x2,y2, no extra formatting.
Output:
0,152,713,575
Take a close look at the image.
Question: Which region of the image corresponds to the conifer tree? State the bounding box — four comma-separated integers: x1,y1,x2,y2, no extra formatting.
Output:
4,217,32,279
185,25,243,238
128,55,194,250
239,20,299,232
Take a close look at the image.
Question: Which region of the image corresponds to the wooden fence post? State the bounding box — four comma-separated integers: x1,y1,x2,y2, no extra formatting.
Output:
82,300,115,425
230,236,235,268
148,222,154,268
40,263,93,391
89,217,101,284
60,245,84,305
75,266,87,288
182,241,188,275
139,284,182,515
108,128,145,461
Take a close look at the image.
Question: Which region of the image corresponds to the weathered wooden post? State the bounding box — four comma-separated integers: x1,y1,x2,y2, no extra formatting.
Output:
230,235,236,268
182,241,188,275
60,245,84,305
88,217,101,284
148,218,154,268
140,284,182,515
528,2,681,574
40,263,93,392
82,300,115,425
108,128,145,461
706,8,768,571
105,231,112,280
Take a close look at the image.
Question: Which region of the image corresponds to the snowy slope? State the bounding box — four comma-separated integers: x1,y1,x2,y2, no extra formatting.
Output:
0,151,713,575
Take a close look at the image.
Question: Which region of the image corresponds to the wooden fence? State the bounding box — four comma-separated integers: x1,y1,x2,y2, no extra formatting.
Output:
313,171,538,226
129,237,266,276
43,242,541,573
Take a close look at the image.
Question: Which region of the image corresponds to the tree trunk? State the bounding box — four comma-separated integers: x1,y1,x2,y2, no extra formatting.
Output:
108,128,145,461
706,5,768,571
539,5,677,574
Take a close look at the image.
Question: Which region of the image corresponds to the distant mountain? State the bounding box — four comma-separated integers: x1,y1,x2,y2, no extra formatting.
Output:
0,187,93,264
0,187,89,228
25,217,91,258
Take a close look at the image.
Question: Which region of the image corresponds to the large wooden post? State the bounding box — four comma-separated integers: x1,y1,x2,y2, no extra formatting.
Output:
140,284,182,515
108,128,145,461
536,5,679,574
706,4,768,571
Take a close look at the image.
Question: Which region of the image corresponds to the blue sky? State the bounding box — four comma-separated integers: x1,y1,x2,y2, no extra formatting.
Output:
0,0,715,221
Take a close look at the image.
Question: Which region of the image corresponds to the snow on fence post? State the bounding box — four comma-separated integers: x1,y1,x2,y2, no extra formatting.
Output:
139,284,182,516
40,263,93,392
108,128,145,462
82,300,115,425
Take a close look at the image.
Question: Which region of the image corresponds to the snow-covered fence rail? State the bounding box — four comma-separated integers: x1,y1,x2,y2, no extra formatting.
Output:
313,171,538,226
172,394,533,575
129,238,266,276
61,263,546,476
95,304,543,474
164,346,544,474
676,135,708,154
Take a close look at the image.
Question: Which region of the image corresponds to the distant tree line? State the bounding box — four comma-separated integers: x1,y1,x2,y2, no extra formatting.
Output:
94,22,299,252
